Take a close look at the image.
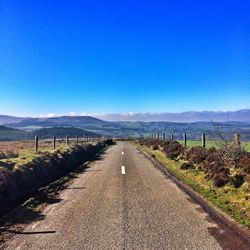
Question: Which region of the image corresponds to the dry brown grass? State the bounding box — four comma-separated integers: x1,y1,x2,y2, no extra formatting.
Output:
0,141,33,152
0,139,89,154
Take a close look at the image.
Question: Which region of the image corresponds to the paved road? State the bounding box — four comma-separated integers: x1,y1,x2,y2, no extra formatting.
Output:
5,142,249,249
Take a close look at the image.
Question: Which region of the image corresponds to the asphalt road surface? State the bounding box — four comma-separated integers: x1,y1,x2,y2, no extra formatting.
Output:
5,142,249,250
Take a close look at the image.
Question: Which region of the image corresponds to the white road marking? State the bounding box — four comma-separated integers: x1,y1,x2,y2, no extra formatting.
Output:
121,166,126,175
122,151,124,155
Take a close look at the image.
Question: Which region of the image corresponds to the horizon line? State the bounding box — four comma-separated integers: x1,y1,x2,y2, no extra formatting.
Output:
0,108,249,119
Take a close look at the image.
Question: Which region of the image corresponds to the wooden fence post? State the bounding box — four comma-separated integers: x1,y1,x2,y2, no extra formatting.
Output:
183,133,187,146
202,133,206,148
157,134,160,140
76,135,79,144
53,136,56,150
66,136,69,146
34,136,38,151
234,133,241,146
163,133,166,140
171,134,174,140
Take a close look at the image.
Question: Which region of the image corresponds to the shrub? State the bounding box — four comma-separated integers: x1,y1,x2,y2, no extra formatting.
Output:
213,173,230,187
142,139,160,148
239,154,250,174
152,144,159,150
232,174,245,188
220,144,246,169
140,138,250,188
200,149,232,187
180,162,194,170
163,141,184,160
184,147,212,164
104,139,114,145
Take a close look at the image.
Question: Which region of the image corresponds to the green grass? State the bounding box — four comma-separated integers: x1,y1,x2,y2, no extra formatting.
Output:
242,141,250,152
135,143,250,230
178,140,219,149
178,139,250,151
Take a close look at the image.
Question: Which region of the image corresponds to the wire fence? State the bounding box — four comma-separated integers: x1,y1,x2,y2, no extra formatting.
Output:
0,136,103,154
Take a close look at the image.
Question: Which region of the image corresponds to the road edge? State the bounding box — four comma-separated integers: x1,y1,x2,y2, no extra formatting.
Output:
136,145,250,245
0,143,113,248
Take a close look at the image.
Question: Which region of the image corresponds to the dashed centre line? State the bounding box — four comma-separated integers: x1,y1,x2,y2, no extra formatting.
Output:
122,151,124,155
121,166,126,175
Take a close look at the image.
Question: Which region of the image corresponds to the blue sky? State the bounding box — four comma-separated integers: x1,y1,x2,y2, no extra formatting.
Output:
0,0,249,117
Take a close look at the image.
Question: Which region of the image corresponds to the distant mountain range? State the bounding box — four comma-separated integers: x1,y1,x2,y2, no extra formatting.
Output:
94,109,250,122
0,126,100,141
0,111,250,140
0,116,121,138
1,110,250,125
0,115,104,127
0,115,27,125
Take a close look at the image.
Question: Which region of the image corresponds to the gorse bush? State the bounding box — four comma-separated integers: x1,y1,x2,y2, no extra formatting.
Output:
139,139,250,188
239,154,250,174
162,141,184,160
183,146,212,164
139,139,184,159
180,162,194,170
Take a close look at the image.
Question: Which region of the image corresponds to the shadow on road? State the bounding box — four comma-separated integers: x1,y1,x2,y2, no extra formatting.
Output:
0,145,110,246
84,169,102,172
6,229,56,235
208,225,249,250
1,207,45,226
185,196,250,250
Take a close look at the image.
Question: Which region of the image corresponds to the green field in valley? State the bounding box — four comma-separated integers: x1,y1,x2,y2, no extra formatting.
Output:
178,140,250,151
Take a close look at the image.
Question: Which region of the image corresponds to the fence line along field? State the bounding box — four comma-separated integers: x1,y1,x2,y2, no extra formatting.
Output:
149,132,250,152
0,136,100,165
178,139,250,151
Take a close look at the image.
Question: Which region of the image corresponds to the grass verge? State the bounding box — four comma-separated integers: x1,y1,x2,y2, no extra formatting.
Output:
135,143,250,231
0,144,109,245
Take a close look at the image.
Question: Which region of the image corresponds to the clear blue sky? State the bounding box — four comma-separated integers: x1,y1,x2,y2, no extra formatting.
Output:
0,0,249,117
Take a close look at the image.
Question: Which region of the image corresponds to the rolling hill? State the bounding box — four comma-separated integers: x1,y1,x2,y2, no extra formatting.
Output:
1,114,250,140
0,115,27,125
4,116,119,136
31,127,100,139
0,125,100,141
5,116,106,129
0,126,29,141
